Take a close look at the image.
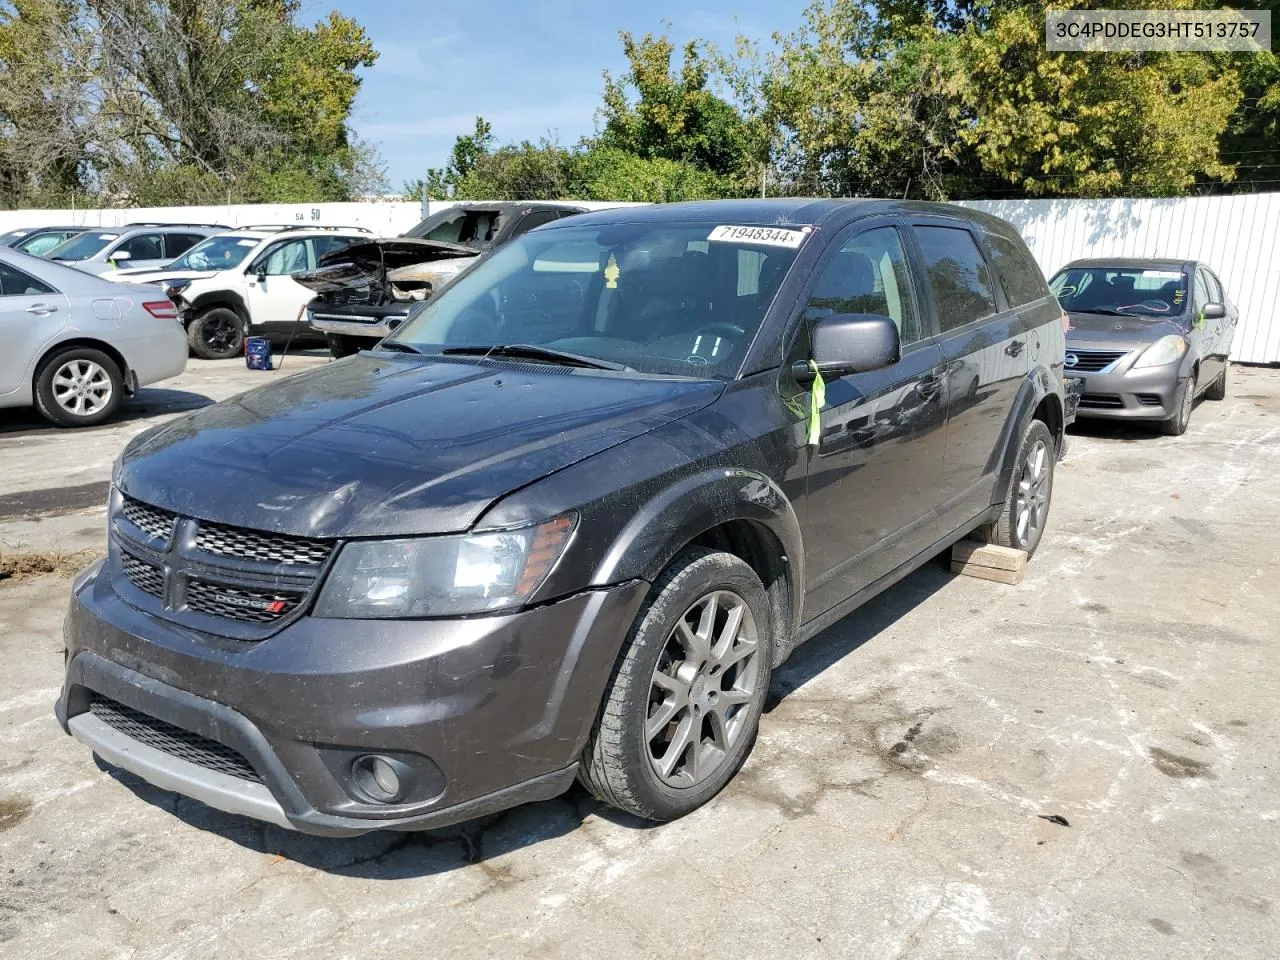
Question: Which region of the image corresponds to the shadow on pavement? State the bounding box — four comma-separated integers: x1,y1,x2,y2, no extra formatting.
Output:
0,388,213,436
98,558,957,878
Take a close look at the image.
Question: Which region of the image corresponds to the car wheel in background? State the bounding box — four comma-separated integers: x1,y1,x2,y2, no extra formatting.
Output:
327,334,361,359
1203,365,1227,401
1162,372,1196,436
580,548,772,821
33,347,123,428
187,307,245,360
981,418,1055,558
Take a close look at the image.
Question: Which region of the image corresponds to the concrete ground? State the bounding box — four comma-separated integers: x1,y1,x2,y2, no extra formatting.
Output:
1,361,1277,960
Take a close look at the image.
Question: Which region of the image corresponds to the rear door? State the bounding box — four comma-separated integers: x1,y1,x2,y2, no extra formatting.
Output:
798,218,950,618
909,220,1029,519
0,259,67,399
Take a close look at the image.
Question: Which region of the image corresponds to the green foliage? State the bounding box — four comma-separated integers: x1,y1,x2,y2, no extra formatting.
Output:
0,0,381,207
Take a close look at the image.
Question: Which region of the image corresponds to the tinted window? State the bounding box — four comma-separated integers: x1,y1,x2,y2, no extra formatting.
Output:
262,239,311,275
116,233,164,260
0,261,55,296
165,233,205,257
393,222,804,379
985,232,1048,307
1050,267,1188,318
50,232,117,260
913,226,998,331
806,226,922,345
518,210,561,233
311,235,362,260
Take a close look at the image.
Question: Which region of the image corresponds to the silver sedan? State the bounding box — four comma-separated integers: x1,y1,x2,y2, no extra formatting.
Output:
0,246,188,427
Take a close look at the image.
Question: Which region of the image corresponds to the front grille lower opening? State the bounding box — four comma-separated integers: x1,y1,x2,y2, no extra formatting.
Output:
88,693,263,784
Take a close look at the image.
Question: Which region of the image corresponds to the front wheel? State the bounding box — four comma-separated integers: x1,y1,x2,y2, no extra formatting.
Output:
579,548,772,821
1203,365,1227,402
187,307,244,360
1162,372,1196,436
982,418,1055,557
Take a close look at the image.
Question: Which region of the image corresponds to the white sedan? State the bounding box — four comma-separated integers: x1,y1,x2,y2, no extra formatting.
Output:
0,246,188,427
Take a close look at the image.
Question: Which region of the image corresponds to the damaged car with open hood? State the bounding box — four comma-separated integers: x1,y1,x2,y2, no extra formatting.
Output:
301,201,587,357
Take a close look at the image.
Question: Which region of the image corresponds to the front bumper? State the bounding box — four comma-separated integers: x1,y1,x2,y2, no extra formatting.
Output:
307,304,410,341
57,564,648,836
1070,356,1182,421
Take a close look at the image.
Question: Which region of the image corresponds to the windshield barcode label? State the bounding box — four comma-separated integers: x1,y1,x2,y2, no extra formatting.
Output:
708,225,808,248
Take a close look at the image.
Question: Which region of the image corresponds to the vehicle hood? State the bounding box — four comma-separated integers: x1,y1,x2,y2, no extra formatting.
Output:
1066,311,1188,346
294,238,479,294
117,354,723,538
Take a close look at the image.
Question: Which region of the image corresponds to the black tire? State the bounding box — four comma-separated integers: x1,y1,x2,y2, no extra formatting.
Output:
33,347,123,428
981,418,1056,558
1161,371,1196,436
579,548,773,821
1203,365,1227,401
327,334,360,359
187,307,245,360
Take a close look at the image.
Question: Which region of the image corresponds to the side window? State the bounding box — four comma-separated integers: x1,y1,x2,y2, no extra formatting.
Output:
984,232,1048,307
1193,269,1211,315
165,233,205,258
0,261,55,296
805,226,922,345
913,226,999,332
115,233,164,260
311,235,360,261
262,239,311,275
1204,269,1224,304
517,210,560,233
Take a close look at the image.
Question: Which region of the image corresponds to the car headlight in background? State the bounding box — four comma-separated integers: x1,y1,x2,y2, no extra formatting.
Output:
314,514,577,619
1132,335,1189,369
161,279,191,298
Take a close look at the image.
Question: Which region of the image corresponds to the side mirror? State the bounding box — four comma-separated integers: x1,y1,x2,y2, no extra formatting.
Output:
1201,302,1226,320
109,250,131,262
799,313,901,381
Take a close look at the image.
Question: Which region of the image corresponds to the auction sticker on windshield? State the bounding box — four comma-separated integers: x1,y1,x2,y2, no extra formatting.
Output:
708,225,809,248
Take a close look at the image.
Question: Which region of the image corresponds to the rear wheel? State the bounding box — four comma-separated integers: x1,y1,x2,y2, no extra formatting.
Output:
1162,372,1196,436
981,418,1055,557
187,307,244,360
1203,365,1227,401
580,548,772,821
34,347,123,427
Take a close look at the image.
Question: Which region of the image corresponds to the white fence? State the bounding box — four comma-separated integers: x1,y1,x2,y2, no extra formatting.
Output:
963,194,1280,365
2,194,1277,363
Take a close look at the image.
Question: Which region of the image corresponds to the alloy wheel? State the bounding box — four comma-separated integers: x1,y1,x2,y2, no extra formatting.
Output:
203,314,238,351
646,589,763,788
1014,438,1050,548
51,359,113,418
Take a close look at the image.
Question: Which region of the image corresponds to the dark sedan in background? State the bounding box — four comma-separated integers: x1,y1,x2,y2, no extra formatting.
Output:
1050,258,1237,435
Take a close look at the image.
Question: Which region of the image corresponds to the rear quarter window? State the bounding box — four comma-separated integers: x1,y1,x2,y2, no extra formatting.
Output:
984,232,1049,307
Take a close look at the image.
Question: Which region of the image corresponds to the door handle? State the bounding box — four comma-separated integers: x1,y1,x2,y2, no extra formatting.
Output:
1005,339,1025,357
25,302,57,315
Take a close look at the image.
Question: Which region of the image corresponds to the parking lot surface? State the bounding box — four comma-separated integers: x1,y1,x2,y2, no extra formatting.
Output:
1,363,1278,959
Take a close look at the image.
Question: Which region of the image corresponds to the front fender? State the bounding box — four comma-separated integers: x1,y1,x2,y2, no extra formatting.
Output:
592,466,805,641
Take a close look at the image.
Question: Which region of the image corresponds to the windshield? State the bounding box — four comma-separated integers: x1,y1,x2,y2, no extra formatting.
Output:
168,235,256,271
49,231,118,261
403,207,503,247
389,221,806,379
16,231,77,256
1050,266,1188,318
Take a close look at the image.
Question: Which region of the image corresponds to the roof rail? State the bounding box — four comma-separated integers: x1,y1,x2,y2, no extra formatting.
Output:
239,224,374,234
122,222,232,229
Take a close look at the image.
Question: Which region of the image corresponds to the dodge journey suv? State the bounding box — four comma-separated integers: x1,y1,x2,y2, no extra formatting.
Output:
57,200,1072,835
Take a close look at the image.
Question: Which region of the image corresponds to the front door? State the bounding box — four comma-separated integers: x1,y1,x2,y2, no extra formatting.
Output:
909,221,1030,519
244,237,317,333
798,221,950,619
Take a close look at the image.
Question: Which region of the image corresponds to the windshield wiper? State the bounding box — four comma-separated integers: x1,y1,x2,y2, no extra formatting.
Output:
376,341,424,355
1074,308,1128,316
441,343,628,371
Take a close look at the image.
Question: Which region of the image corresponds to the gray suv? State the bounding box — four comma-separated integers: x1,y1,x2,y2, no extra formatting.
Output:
57,200,1074,835
46,223,228,275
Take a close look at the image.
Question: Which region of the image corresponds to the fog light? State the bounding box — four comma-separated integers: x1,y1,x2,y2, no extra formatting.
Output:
352,755,406,803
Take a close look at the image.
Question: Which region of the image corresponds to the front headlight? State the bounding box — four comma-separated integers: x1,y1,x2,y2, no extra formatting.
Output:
1132,335,1188,369
313,514,576,619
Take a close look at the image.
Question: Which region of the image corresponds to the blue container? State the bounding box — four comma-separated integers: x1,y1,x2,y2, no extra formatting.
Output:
245,337,273,371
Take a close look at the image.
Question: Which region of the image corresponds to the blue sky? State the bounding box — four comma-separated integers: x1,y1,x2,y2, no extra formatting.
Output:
297,0,800,189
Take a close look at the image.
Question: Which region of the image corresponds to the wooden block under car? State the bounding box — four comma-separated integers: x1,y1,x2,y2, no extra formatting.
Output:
950,540,1027,585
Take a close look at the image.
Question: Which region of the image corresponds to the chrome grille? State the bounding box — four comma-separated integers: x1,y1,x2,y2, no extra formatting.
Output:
120,552,164,598
1065,349,1128,373
121,496,176,544
89,694,262,783
185,580,303,624
195,521,332,566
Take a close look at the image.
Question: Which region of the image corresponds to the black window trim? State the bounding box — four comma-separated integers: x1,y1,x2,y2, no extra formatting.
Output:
905,216,1008,338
